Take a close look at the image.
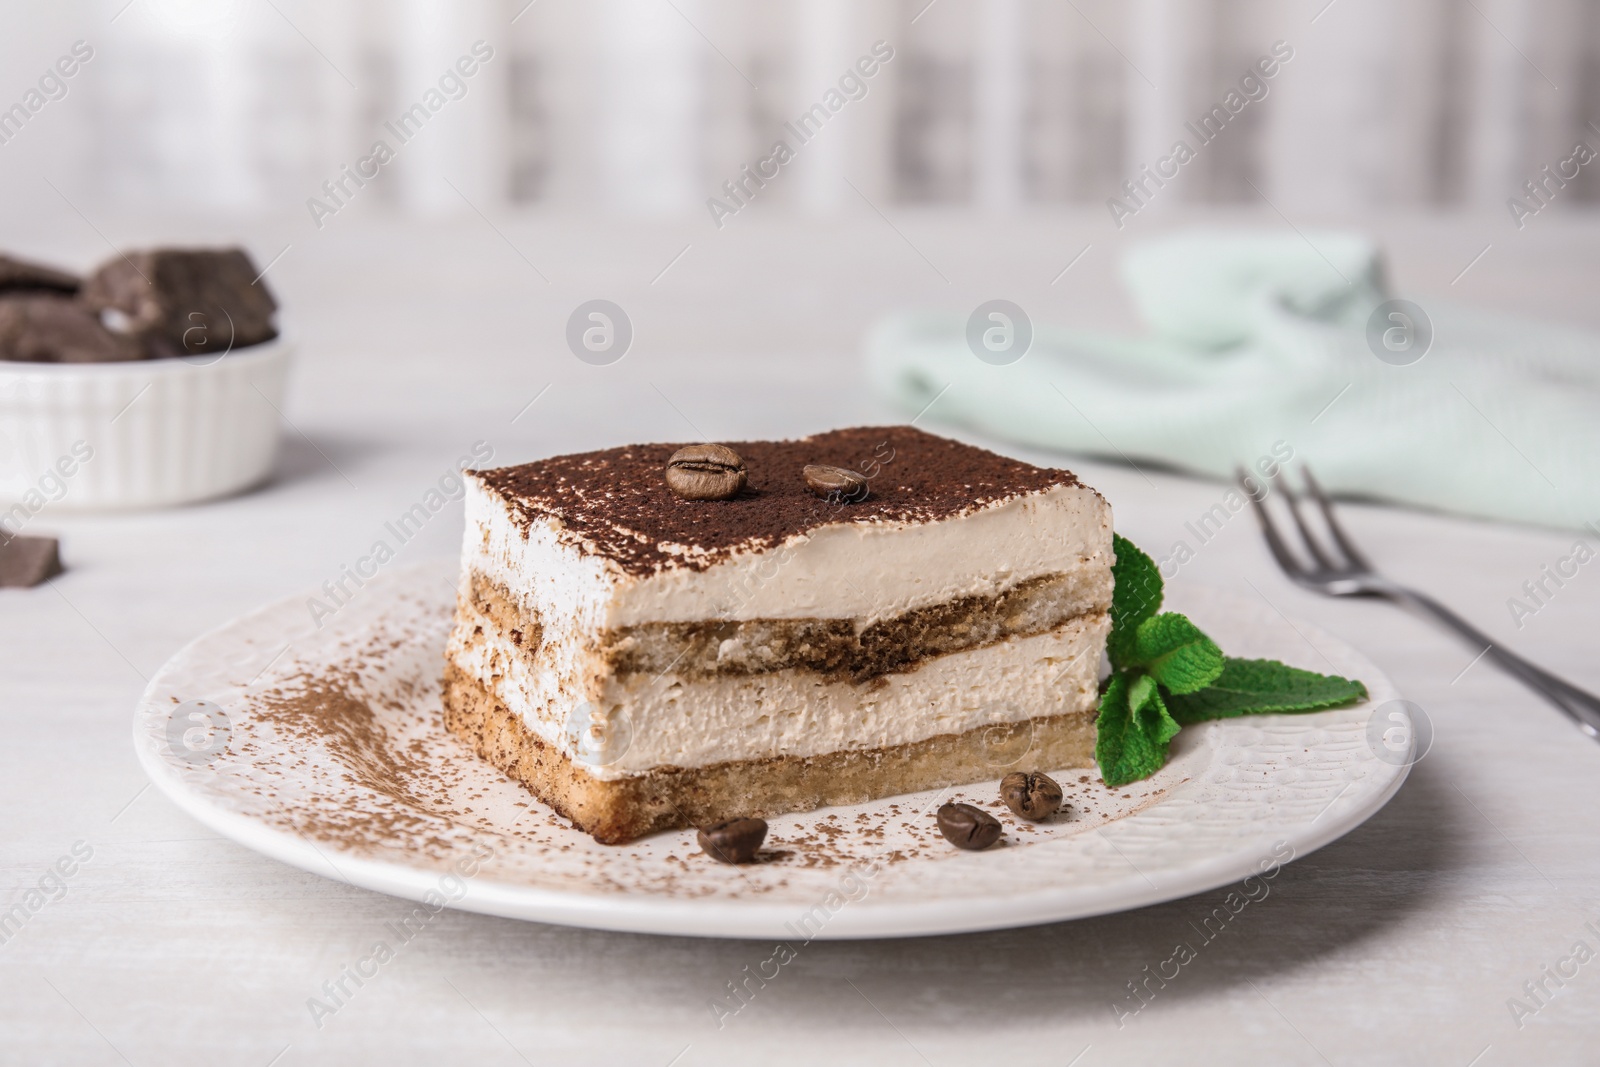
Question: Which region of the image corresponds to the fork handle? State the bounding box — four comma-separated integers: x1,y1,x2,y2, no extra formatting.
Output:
1388,587,1600,738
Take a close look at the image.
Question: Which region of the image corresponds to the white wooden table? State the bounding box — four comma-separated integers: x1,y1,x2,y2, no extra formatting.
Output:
3,210,1598,1065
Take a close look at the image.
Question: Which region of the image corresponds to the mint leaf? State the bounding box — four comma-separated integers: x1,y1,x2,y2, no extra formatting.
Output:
1165,657,1368,725
1096,670,1182,788
1108,533,1162,669
1128,612,1225,695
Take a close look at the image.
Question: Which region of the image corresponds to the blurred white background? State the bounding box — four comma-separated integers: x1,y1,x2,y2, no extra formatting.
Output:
3,0,1598,223
6,6,1600,1066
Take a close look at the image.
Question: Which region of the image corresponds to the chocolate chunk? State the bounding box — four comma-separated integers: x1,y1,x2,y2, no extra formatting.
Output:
81,247,278,357
0,294,143,363
0,536,63,587
0,253,80,295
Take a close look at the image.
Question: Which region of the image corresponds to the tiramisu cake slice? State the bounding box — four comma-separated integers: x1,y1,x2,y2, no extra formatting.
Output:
443,427,1112,843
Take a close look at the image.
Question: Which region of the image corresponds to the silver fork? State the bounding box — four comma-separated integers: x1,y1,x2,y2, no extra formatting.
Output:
1239,466,1600,740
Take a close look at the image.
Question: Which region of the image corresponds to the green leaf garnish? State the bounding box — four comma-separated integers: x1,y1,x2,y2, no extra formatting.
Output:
1127,612,1225,695
1108,533,1163,669
1095,671,1182,789
1165,657,1369,724
1093,537,1370,787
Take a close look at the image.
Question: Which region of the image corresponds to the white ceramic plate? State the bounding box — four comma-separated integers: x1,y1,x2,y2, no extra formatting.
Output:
134,560,1413,940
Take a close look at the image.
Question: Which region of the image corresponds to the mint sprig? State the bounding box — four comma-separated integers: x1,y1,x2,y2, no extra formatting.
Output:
1094,534,1368,787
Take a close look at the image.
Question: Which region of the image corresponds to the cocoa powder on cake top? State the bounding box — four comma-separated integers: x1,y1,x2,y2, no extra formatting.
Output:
472,425,1088,576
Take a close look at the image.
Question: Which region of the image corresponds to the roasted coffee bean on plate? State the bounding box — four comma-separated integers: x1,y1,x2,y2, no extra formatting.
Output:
935,802,1002,850
802,464,869,503
698,817,767,863
1000,771,1064,820
665,444,747,501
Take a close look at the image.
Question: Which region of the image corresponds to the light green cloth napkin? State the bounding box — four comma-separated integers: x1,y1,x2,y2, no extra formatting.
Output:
866,229,1600,532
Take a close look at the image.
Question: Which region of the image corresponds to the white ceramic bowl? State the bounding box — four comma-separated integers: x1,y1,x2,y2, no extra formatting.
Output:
0,338,291,511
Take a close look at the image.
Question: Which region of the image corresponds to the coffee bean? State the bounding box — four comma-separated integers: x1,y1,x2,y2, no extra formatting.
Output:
803,464,869,503
935,802,1001,850
1000,771,1063,820
666,444,746,501
698,817,767,863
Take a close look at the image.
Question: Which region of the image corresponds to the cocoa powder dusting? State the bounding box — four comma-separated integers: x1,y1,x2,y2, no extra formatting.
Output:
214,619,1173,895
472,425,1091,577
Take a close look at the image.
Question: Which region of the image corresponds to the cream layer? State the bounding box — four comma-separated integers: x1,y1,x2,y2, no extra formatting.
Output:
445,609,1108,781
463,475,1112,629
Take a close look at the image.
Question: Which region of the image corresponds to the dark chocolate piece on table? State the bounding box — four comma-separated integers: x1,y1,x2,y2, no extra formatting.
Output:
0,295,143,363
0,536,63,588
0,254,81,295
81,247,278,357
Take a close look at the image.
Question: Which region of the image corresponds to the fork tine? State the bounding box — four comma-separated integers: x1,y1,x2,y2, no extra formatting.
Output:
1270,469,1339,570
1301,466,1372,570
1237,467,1310,579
